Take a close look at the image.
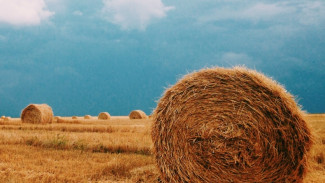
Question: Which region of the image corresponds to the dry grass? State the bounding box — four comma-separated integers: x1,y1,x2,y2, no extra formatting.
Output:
0,114,324,182
304,114,325,182
0,144,157,183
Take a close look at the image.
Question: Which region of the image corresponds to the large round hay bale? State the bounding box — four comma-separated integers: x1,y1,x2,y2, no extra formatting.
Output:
98,112,111,120
21,104,53,124
152,67,312,183
129,110,148,119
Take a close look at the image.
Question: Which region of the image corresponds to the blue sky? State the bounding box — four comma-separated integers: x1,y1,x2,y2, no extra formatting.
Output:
0,0,324,117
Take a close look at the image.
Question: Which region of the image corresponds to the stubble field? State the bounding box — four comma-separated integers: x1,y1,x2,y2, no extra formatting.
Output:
0,114,324,182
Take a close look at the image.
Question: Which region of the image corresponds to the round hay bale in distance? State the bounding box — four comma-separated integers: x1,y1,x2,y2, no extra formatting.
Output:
84,115,91,119
21,104,53,124
4,117,11,121
1,116,5,119
72,116,78,119
53,116,61,122
152,67,312,183
129,110,148,119
98,112,111,120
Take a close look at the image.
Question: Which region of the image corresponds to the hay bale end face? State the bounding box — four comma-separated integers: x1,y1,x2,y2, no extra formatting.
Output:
21,104,53,124
98,112,111,120
152,67,312,183
84,115,91,119
129,110,148,119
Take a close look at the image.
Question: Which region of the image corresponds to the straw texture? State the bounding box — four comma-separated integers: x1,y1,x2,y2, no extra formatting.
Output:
152,67,312,183
21,104,53,124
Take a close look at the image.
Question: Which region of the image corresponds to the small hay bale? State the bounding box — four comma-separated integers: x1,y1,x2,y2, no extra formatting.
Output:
84,115,91,119
72,116,78,119
129,110,148,119
1,116,5,119
98,112,111,120
54,116,61,121
4,117,11,121
152,67,313,183
21,104,53,124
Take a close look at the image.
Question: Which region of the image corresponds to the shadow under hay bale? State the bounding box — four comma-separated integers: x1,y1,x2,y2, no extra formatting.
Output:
152,67,313,183
129,110,148,119
98,112,111,120
21,104,53,124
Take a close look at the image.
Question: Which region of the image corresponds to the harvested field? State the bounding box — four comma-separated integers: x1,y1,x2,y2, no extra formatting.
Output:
0,114,324,182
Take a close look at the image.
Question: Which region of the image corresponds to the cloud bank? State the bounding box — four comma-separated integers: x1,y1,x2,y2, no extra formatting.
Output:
102,0,174,30
0,0,54,26
198,1,325,25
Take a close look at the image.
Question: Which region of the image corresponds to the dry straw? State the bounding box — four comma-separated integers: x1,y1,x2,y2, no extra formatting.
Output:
152,67,313,183
21,104,53,124
84,115,91,119
129,110,148,119
98,112,111,120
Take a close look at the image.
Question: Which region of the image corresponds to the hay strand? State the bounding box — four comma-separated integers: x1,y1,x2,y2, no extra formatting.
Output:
129,110,148,119
152,67,312,183
21,104,53,124
98,112,111,120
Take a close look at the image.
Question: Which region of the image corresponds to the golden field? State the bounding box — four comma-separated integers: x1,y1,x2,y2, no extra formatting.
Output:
0,114,324,182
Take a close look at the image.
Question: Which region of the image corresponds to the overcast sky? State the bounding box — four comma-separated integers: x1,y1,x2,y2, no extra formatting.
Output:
0,0,324,116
